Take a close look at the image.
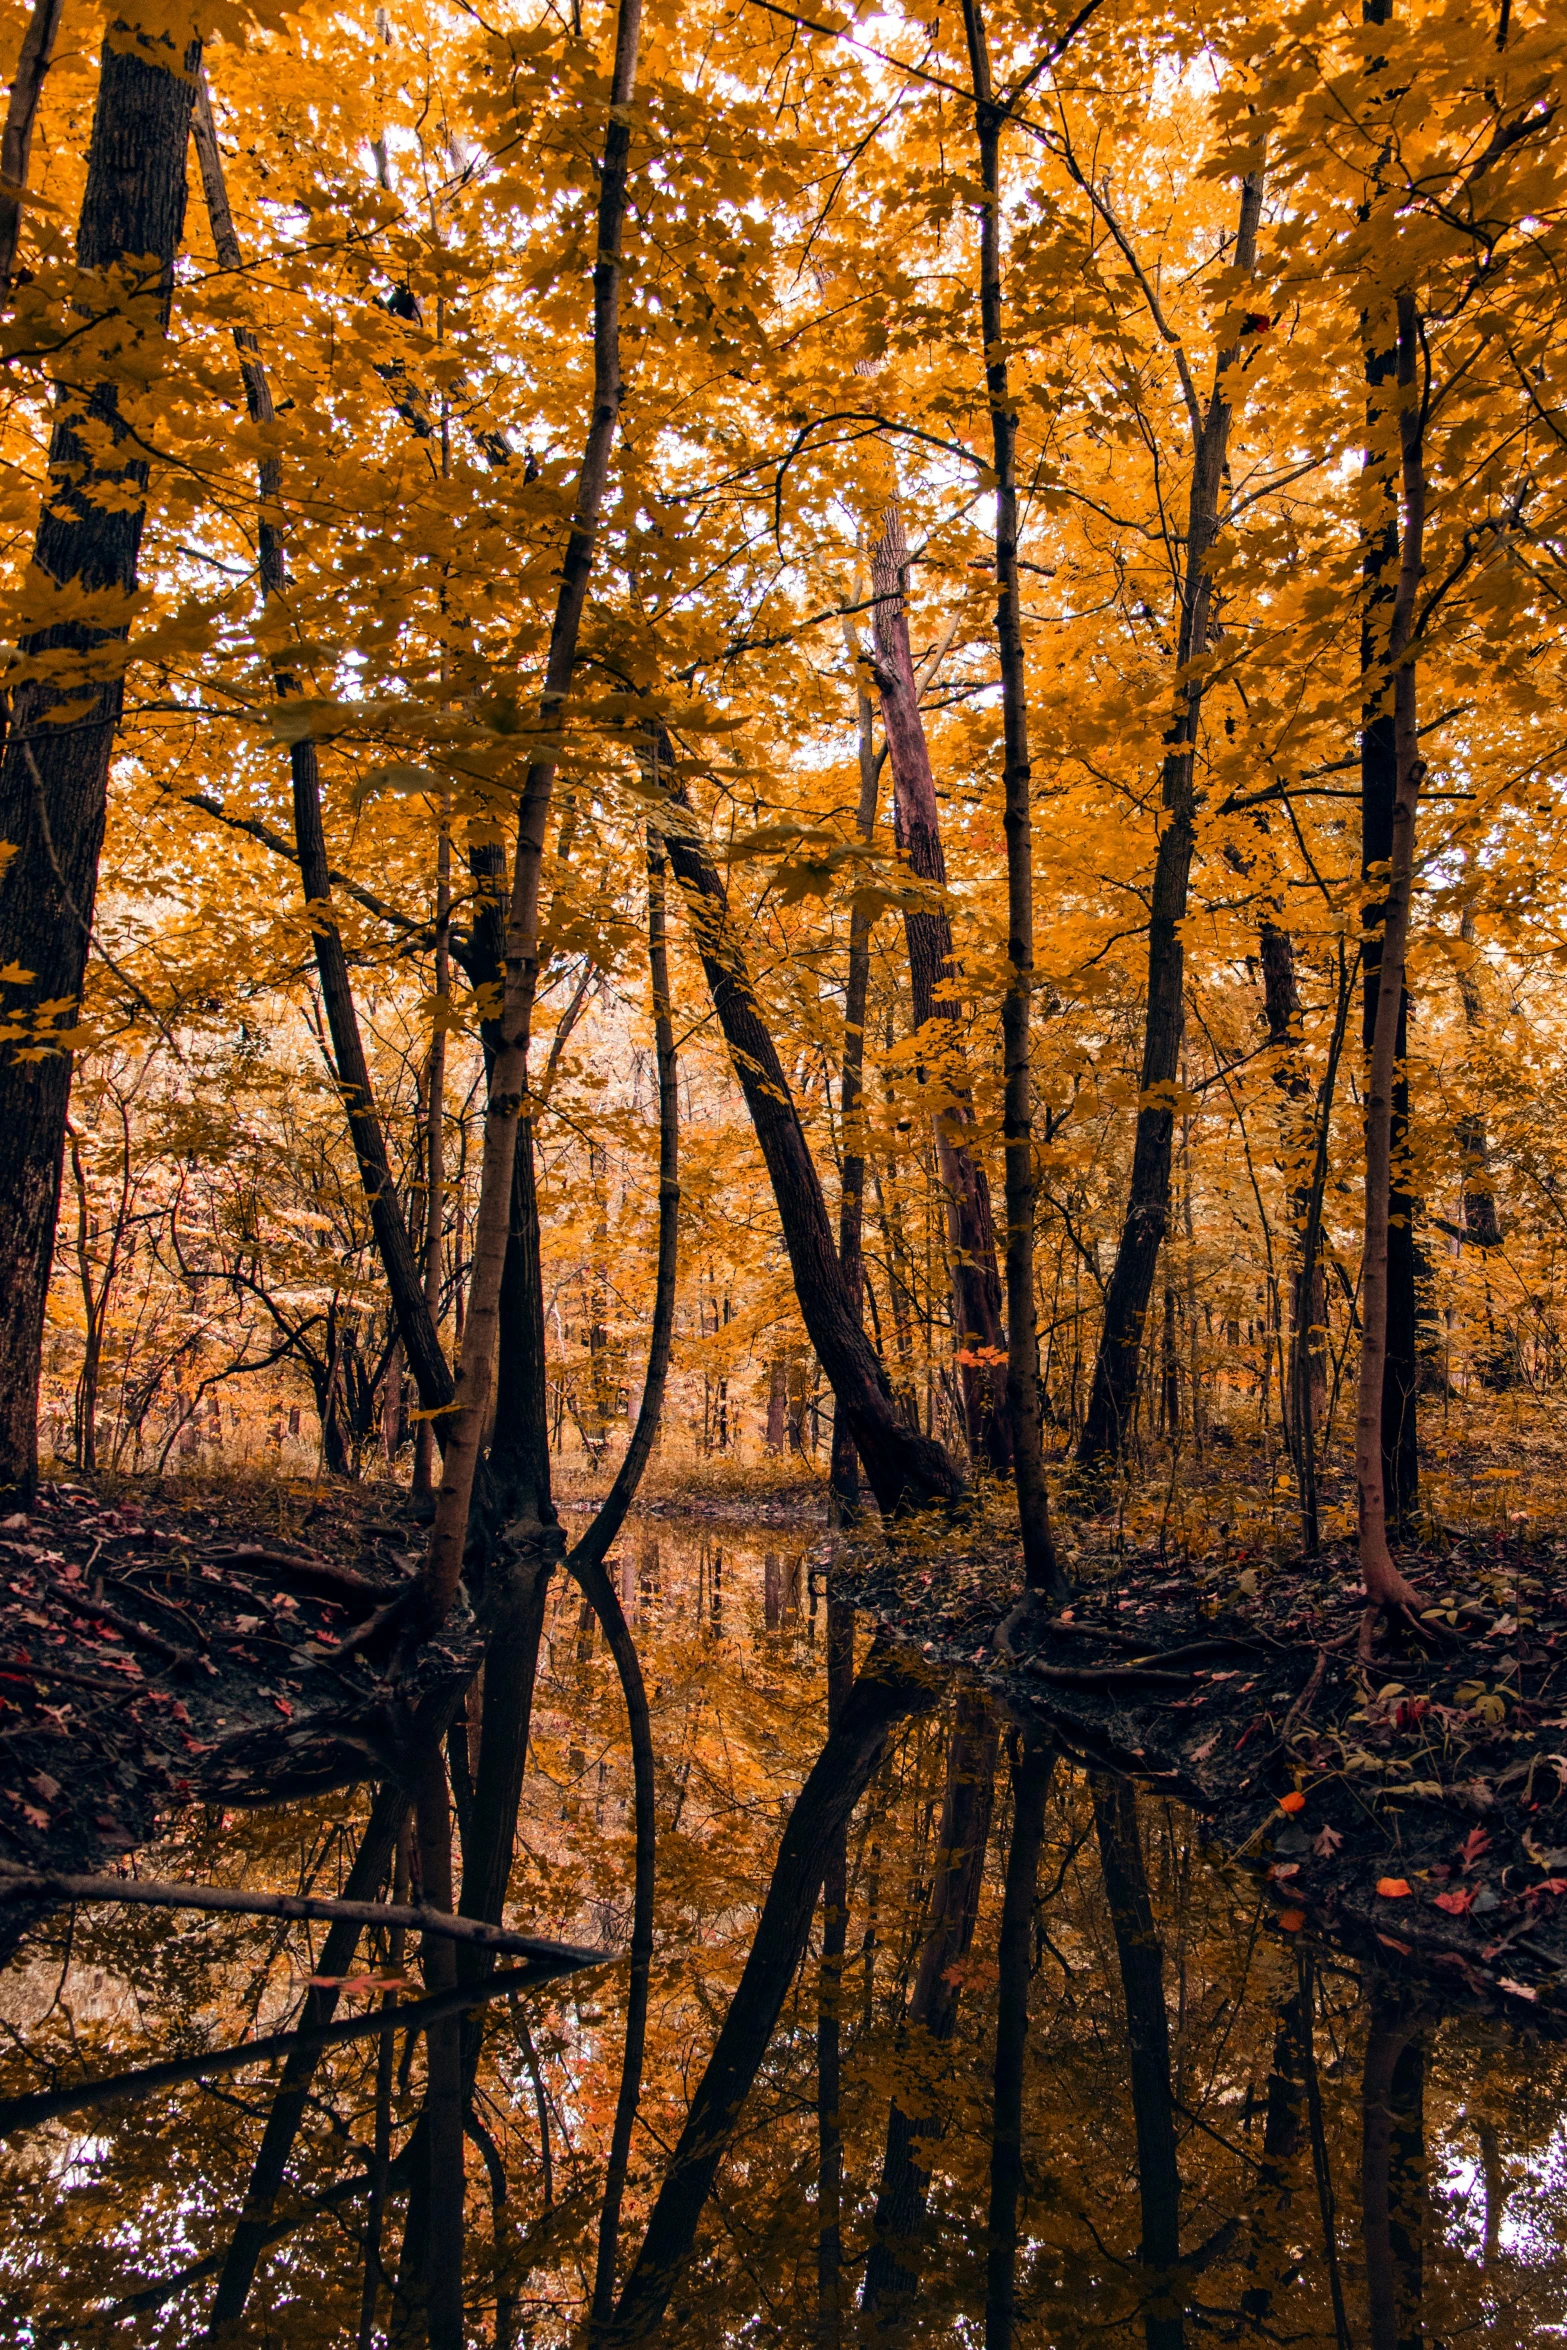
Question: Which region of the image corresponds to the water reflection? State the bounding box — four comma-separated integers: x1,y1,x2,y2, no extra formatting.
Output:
1,1511,1564,2347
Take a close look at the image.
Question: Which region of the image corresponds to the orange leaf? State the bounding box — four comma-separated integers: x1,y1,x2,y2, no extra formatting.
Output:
1277,1791,1306,1814
1376,1877,1412,1899
1276,1909,1305,1932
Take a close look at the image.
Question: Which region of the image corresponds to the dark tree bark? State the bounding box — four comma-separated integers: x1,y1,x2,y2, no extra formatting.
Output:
1260,921,1330,1515
870,504,1011,1475
605,1637,945,2349
0,0,64,288
830,636,881,1519
1092,1775,1183,2350
0,23,201,1505
654,755,964,1518
985,1727,1055,2350
1075,172,1265,1483
862,1684,1000,2320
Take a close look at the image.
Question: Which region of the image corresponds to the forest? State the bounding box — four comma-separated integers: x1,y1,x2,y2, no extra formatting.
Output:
1,0,1567,2343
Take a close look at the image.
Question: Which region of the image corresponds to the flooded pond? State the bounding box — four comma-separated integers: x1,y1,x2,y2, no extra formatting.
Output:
2,1512,1564,2346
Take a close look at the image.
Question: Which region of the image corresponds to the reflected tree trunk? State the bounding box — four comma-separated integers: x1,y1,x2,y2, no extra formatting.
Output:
1239,1979,1307,2331
985,1726,1055,2350
1091,1775,1183,2350
817,1597,857,2347
862,1685,1000,2322
1360,1994,1426,2350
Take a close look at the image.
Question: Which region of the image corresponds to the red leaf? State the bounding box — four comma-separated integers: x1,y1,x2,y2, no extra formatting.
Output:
1459,1826,1491,1874
1433,1888,1473,1916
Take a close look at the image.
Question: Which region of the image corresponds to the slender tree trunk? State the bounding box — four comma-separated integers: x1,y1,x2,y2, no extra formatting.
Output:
0,24,200,1504
862,1685,1000,2318
605,1638,945,2349
962,0,1068,1596
830,629,882,1518
869,504,1011,1474
1092,1776,1183,2350
413,0,643,1638
1293,944,1355,1555
192,78,454,1429
652,751,964,1517
0,0,64,288
985,1728,1055,2350
1075,172,1265,1483
1355,289,1427,1635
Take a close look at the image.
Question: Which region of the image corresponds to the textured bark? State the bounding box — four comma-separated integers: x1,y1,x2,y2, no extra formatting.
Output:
985,1729,1055,2350
870,505,1011,1474
1092,1775,1183,2350
655,759,964,1517
0,25,200,1503
1076,173,1265,1481
605,1638,944,2349
0,0,64,286
862,1685,1000,2320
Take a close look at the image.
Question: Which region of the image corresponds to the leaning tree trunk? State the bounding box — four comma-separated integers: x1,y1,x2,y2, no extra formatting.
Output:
652,747,965,1518
1075,171,1265,1485
191,79,455,1429
0,24,200,1505
0,0,64,289
869,502,1012,1475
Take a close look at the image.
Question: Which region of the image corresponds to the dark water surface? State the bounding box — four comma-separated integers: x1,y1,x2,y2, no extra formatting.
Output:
2,1512,1563,2346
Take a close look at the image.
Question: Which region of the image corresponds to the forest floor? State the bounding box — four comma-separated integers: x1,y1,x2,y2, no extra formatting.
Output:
839,1475,1567,2033
7,1449,1567,2032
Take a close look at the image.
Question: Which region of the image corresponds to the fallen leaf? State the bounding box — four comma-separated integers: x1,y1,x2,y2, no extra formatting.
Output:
1433,1888,1474,1916
1278,1791,1306,1814
1277,1909,1305,1932
1498,1977,1538,2002
1377,1877,1412,1899
1459,1826,1492,1873
1312,1824,1344,1858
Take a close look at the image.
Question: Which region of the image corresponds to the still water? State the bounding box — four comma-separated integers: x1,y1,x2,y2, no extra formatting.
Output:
2,1513,1563,2346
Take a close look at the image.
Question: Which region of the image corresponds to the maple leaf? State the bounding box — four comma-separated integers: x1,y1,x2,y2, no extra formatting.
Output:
1433,1888,1474,1916
1311,1825,1342,1857
1459,1827,1492,1873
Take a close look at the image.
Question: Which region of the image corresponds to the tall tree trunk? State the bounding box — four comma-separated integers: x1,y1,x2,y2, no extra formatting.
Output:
0,0,64,288
191,77,455,1429
414,822,452,1499
1260,922,1327,1488
1360,1,1420,1524
862,1685,1000,2319
0,23,200,1505
1092,1775,1183,2350
830,627,882,1518
985,1727,1055,2350
1355,288,1428,1638
1075,171,1265,1484
605,1638,945,2349
652,749,964,1517
962,0,1071,1595
869,503,1011,1475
